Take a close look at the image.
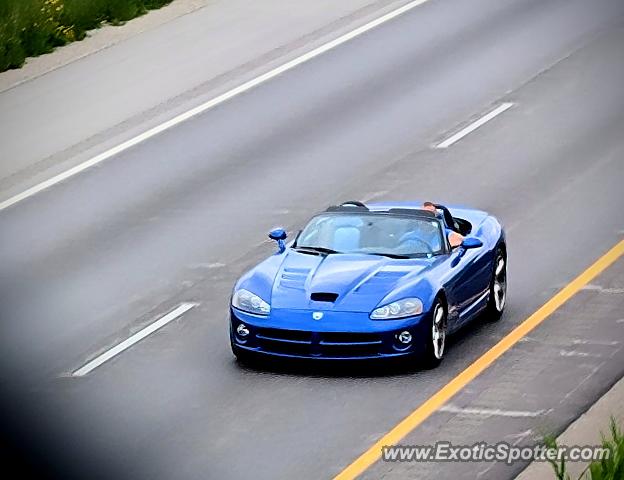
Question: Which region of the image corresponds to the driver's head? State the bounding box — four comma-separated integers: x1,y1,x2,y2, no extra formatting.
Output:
423,201,436,213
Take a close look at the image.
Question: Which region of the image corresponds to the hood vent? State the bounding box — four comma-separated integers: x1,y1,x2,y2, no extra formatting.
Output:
355,270,408,294
280,268,310,290
311,292,339,303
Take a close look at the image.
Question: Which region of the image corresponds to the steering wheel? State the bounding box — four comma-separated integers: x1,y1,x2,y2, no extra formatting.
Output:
398,233,433,254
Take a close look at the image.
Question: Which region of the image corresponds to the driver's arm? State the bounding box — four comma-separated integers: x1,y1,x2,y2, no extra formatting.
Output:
447,230,464,248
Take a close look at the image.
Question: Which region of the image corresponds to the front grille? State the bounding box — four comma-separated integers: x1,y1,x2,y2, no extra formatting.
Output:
320,332,382,345
254,327,383,358
319,343,381,357
256,328,312,343
319,331,382,358
257,337,312,356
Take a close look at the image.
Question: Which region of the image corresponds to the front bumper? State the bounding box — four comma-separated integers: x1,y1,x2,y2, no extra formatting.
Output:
230,307,430,360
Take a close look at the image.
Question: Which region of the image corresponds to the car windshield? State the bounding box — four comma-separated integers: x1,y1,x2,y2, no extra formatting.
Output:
295,213,446,257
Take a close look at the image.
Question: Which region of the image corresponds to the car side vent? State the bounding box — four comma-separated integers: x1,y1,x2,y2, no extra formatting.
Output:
311,292,339,303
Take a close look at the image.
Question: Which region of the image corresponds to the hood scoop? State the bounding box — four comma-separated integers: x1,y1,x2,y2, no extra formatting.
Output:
310,292,339,303
271,253,430,312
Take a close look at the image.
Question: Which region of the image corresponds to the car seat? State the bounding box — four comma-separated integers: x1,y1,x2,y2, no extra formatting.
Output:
331,217,362,251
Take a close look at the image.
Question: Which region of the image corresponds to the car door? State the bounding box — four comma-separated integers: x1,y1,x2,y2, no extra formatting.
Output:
441,243,492,331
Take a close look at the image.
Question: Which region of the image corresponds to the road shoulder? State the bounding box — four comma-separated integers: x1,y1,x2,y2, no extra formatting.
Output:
515,373,624,480
0,0,213,94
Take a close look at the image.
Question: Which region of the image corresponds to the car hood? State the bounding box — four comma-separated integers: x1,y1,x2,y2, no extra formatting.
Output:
271,251,433,312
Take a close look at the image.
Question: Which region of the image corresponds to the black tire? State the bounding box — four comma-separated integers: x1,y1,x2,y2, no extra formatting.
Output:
422,298,447,369
485,247,507,321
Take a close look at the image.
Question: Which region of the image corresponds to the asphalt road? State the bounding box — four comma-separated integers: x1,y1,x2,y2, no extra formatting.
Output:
0,0,623,479
0,0,411,199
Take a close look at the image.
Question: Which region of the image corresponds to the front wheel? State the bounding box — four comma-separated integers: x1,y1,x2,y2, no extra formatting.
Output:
485,248,507,321
422,299,447,369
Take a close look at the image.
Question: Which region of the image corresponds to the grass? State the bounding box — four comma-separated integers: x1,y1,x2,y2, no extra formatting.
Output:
546,416,624,480
587,417,624,480
0,0,173,72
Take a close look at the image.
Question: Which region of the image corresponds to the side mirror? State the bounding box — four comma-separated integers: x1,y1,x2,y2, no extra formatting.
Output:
461,237,483,249
451,237,483,267
268,228,287,253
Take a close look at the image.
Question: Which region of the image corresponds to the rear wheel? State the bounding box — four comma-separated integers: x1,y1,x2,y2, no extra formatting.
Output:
486,248,507,321
422,299,447,368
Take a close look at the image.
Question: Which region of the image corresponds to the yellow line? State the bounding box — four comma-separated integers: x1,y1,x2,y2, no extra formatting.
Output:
334,239,624,480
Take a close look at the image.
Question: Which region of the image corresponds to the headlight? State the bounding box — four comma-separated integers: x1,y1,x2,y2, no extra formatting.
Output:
370,298,423,320
232,289,270,315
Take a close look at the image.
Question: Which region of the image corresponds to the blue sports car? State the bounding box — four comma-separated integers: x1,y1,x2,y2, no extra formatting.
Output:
230,201,506,367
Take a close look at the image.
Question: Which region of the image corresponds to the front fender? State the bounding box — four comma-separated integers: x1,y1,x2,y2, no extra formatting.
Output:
233,253,285,302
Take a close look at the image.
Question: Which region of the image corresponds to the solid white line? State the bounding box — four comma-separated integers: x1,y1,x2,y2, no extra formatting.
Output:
435,102,514,149
0,0,431,213
72,302,197,377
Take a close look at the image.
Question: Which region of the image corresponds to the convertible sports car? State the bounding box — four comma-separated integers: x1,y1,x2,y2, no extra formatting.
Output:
229,201,506,367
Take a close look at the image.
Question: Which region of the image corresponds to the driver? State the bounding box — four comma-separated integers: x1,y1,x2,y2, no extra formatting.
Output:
423,202,464,248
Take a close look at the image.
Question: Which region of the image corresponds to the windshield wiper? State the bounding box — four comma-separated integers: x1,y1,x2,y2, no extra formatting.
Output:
293,246,341,255
364,252,412,259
